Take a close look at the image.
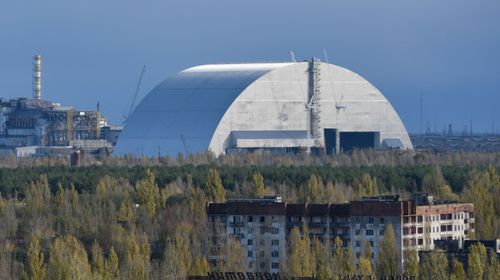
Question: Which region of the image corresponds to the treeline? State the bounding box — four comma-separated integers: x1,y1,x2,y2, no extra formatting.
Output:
0,152,499,279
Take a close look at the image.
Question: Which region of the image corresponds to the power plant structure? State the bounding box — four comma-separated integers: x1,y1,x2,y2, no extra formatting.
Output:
0,55,120,158
116,59,413,156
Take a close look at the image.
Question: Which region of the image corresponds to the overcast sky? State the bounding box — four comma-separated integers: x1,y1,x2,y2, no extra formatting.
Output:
0,0,499,133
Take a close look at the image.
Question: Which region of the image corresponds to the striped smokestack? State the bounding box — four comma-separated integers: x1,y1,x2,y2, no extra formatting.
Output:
33,55,42,100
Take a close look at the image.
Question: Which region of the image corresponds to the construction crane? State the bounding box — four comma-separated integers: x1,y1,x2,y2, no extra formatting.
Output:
123,65,146,124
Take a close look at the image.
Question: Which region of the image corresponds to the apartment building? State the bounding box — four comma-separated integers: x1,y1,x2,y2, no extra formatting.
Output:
206,194,474,273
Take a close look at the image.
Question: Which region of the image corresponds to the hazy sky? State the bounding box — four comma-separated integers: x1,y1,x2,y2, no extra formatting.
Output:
1,0,499,133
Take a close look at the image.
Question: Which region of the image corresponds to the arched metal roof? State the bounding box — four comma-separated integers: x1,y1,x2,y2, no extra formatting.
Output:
115,63,293,156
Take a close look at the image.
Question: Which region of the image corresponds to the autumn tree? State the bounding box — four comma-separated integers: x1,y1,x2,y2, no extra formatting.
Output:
422,166,457,201
47,235,92,280
23,235,46,280
403,248,419,277
377,224,398,277
205,169,226,202
420,251,448,280
252,171,266,197
222,236,246,272
467,243,487,280
288,227,312,277
136,169,160,218
449,259,466,280
311,238,332,279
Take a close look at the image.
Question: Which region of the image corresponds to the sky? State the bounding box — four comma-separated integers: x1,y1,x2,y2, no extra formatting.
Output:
0,0,499,134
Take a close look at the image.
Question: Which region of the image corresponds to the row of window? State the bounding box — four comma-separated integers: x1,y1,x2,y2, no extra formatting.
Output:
248,262,280,270
247,250,280,258
247,239,280,246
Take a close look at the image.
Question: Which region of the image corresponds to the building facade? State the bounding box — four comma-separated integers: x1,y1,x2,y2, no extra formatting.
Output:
206,195,474,273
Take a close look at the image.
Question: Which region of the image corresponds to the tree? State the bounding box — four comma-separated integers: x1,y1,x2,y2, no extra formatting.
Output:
205,169,226,202
288,227,312,277
467,244,487,280
357,257,373,277
161,227,192,280
104,247,120,280
311,238,332,280
353,174,379,198
191,257,209,276
91,241,105,280
252,171,266,197
136,169,160,217
377,224,398,277
450,259,466,280
222,236,246,272
420,251,448,280
422,166,457,201
403,248,419,277
47,235,92,280
24,235,46,280
485,250,500,280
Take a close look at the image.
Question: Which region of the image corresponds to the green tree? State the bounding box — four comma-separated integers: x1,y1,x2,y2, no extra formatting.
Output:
422,166,457,201
47,235,92,280
403,248,419,277
23,235,46,280
377,224,398,277
205,169,226,202
420,251,448,280
467,244,487,280
449,259,466,280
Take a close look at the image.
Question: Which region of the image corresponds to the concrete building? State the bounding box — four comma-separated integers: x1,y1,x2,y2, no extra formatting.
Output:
206,195,474,273
116,60,413,156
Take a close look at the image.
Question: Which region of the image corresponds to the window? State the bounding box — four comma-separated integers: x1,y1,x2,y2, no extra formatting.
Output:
271,262,280,269
259,240,265,246
379,229,384,236
260,216,265,223
418,227,423,234
260,262,266,269
248,251,253,257
271,240,279,246
366,229,374,236
369,241,374,247
249,262,253,269
260,227,265,234
368,217,374,223
248,239,253,246
259,251,265,258
380,217,385,224
356,252,361,259
248,216,253,222
271,227,279,234
356,241,361,247
271,251,279,258
418,239,423,245
355,229,361,235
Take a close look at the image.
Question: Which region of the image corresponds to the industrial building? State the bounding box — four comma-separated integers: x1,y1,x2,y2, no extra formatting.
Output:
116,59,413,156
206,195,474,273
0,55,119,157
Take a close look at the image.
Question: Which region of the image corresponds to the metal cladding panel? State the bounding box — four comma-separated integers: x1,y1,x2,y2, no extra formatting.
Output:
116,61,413,156
115,63,292,156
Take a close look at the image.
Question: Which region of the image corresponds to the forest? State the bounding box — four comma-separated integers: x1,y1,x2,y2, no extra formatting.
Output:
0,150,499,279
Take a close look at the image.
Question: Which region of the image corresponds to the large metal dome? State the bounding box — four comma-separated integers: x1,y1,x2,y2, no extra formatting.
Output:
115,61,412,156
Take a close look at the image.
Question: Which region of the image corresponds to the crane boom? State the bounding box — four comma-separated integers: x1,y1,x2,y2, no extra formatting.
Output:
124,65,146,123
